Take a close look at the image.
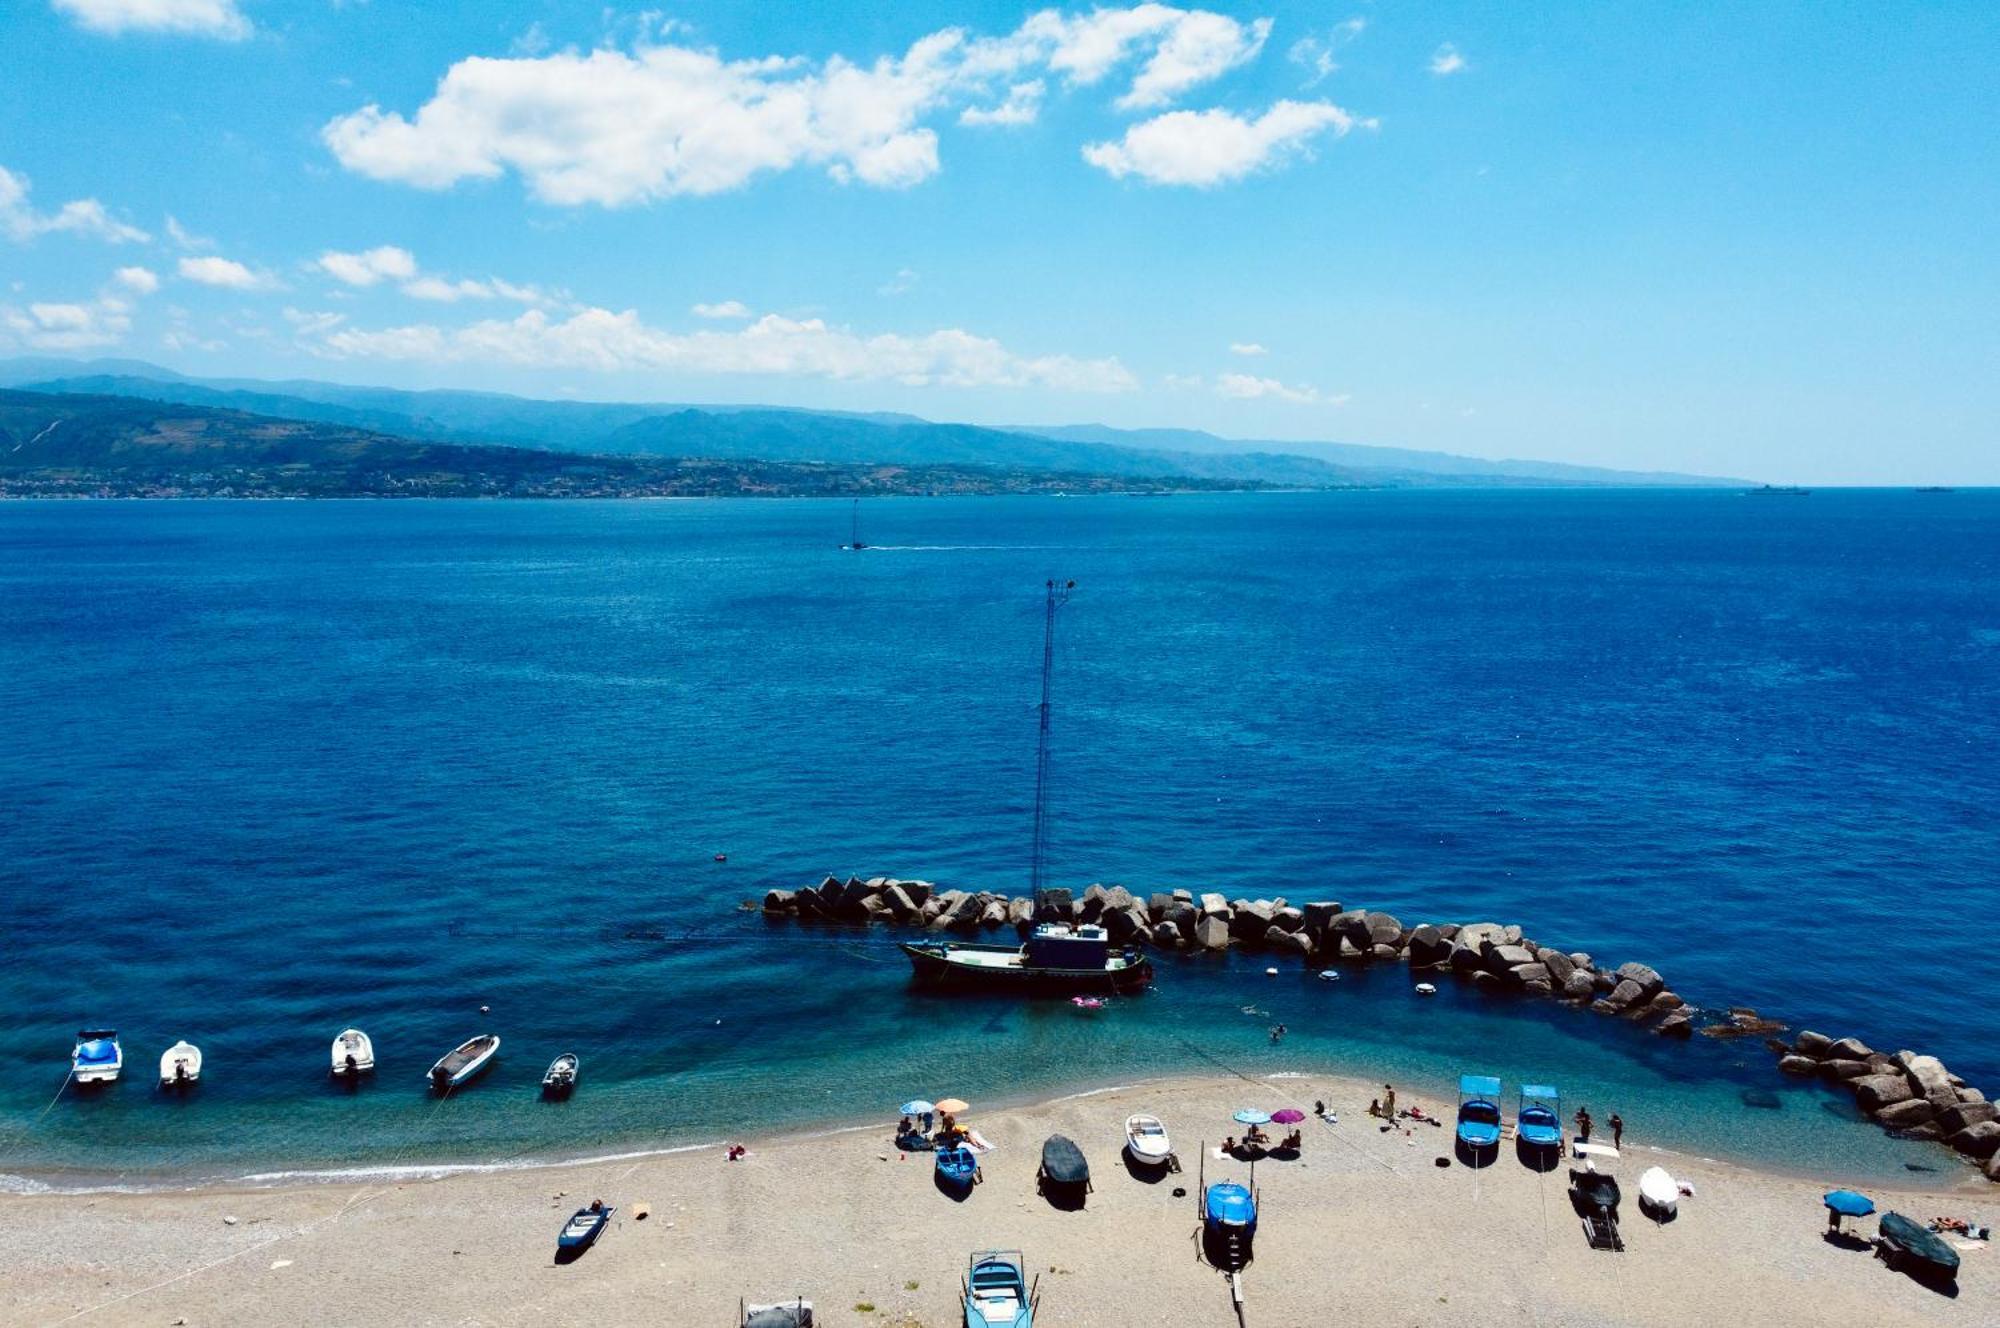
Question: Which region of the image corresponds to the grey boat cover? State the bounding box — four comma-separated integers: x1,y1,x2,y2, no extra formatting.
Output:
744,1306,813,1328
1041,1134,1089,1185
1878,1212,1960,1275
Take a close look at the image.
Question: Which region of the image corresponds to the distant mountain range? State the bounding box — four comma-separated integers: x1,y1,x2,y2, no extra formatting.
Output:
0,357,1746,489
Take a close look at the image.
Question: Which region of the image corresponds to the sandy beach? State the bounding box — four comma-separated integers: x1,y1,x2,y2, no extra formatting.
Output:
2,1071,1991,1327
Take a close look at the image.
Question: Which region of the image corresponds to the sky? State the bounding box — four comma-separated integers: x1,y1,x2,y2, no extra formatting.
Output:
1,1,1994,483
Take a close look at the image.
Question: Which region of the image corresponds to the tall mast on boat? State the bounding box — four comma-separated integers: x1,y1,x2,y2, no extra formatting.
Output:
1029,578,1075,910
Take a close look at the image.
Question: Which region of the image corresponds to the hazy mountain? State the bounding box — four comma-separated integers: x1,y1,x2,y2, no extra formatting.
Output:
3,358,1743,487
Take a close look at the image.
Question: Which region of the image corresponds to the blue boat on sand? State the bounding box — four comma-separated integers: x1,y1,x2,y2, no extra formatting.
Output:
935,1142,980,1192
1517,1084,1563,1151
963,1249,1037,1327
1456,1074,1503,1157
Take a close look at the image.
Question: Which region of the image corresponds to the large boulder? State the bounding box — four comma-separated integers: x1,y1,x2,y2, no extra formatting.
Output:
1104,905,1148,944
1268,929,1313,960
1172,888,1195,904
1195,916,1232,951
1006,895,1033,925
1448,941,1485,972
1270,906,1306,934
1826,1036,1874,1062
1613,962,1665,1000
1561,970,1597,1001
1872,1099,1937,1129
1364,911,1405,946
1501,925,1524,945
1937,1101,1998,1135
1817,1058,1873,1082
1540,949,1576,984
1301,901,1343,934
1948,1121,2000,1159
1078,884,1108,922
1900,1054,1957,1109
1034,887,1073,922
1163,901,1199,939
1229,900,1275,943
1151,921,1183,950
861,894,896,921
1369,943,1401,961
1792,1030,1834,1059
1852,1074,1917,1112
762,889,796,913
1489,944,1537,971
899,880,933,907
1199,892,1231,919
979,899,1009,928
1407,924,1451,967
1655,1011,1694,1038
1778,1055,1818,1077
1103,885,1137,915
1602,979,1647,1011
1330,909,1370,947
1988,1153,2000,1183
1148,893,1174,920
1509,962,1552,988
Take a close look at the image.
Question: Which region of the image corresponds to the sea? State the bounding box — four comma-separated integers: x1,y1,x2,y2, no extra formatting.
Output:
1,490,1995,1191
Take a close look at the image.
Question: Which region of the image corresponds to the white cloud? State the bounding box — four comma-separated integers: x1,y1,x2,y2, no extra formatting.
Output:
299,306,1137,393
52,0,250,40
2,295,132,350
1215,372,1334,404
283,307,347,337
1083,100,1364,187
178,255,277,290
959,80,1044,127
114,265,160,293
1228,341,1267,357
322,8,1283,206
0,164,149,244
317,245,419,286
1429,44,1468,76
1287,17,1365,87
691,300,752,319
164,215,213,251
877,268,919,296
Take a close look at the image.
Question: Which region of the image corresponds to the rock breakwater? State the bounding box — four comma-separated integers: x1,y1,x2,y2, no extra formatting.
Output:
761,874,1996,1183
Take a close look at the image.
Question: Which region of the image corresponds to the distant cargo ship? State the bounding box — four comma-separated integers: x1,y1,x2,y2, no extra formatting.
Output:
1744,484,1810,495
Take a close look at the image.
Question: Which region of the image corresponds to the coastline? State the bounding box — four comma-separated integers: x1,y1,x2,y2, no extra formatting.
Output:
4,1070,1991,1327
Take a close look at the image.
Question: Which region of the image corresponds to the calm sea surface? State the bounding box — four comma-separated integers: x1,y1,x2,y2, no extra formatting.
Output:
1,491,1995,1188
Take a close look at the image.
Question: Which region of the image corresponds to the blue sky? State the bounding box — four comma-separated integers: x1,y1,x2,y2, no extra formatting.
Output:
1,1,1994,482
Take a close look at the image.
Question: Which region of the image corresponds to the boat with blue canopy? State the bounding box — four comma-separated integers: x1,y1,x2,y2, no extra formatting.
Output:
935,1142,980,1191
962,1249,1037,1327
1456,1074,1503,1153
71,1030,122,1086
1517,1083,1562,1151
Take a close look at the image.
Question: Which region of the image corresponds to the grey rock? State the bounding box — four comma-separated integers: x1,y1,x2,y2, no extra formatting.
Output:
1958,1087,1988,1104
862,894,896,921
1199,892,1231,919
1561,971,1597,1001
1948,1120,2000,1159
1163,901,1199,939
762,889,796,913
1034,887,1073,922
979,900,1008,927
1301,901,1343,933
1778,1055,1818,1077
1448,942,1485,972
1151,921,1183,950
1594,971,1619,993
1791,1031,1834,1059
1172,888,1195,904
1078,884,1108,921
1901,1054,1957,1109
1988,1153,2000,1183
1569,952,1593,971
1269,929,1314,959
1826,1036,1874,1062
1104,906,1148,944
1364,911,1405,946
1501,925,1524,945
1817,1058,1873,1082
1229,904,1273,943
1655,1012,1694,1038
1872,1098,1937,1128
1521,978,1555,996
1407,924,1451,967
1369,942,1401,961
1540,949,1576,984
1603,979,1647,1011
1645,991,1685,1014
1006,895,1033,925
1852,1074,1916,1111
1148,893,1174,920
1589,998,1618,1014
1103,885,1137,915
1900,1122,1945,1142
1456,922,1506,952
1937,1101,1998,1135
1509,962,1552,988
1195,915,1232,951
1613,962,1665,999
1270,906,1306,933
1330,909,1370,945
1490,944,1537,970
901,880,932,907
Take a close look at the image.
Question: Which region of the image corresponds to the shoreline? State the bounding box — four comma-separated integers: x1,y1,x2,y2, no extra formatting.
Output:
3,1070,1991,1327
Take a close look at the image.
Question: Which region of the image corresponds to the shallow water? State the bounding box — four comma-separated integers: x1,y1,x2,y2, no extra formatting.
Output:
0,492,1994,1187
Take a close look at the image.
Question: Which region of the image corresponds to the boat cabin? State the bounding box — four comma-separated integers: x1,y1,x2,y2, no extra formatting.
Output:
1024,923,1109,969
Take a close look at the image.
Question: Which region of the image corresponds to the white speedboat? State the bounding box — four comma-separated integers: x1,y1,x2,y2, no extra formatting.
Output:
72,1029,122,1085
542,1053,579,1098
159,1040,202,1088
1124,1113,1173,1166
330,1028,375,1078
428,1034,499,1093
1638,1165,1679,1219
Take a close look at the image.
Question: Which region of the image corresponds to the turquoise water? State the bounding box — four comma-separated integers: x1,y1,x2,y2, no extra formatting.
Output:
0,492,1994,1188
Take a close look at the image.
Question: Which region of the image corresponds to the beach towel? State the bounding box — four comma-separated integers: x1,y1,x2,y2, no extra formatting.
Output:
964,1129,995,1154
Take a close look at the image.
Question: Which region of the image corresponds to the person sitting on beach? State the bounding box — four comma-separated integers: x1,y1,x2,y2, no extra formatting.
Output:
726,1144,747,1162
1367,1098,1381,1118
1282,1130,1301,1150
898,1115,914,1137
1407,1104,1430,1122
1313,1099,1327,1118
1245,1124,1269,1145
588,1198,603,1213
1221,1135,1238,1154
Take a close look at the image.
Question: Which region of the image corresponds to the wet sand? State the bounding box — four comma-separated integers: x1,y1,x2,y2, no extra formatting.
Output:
3,1071,1992,1327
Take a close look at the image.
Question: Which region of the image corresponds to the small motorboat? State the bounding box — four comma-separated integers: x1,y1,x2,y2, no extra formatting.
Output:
963,1249,1037,1328
159,1040,202,1088
72,1030,122,1085
1455,1074,1503,1156
1124,1113,1173,1167
934,1142,980,1190
330,1028,375,1078
542,1053,579,1098
428,1033,500,1093
1637,1165,1679,1219
1875,1211,1959,1284
1517,1084,1562,1152
557,1202,613,1253
1414,982,1438,996
1037,1135,1091,1205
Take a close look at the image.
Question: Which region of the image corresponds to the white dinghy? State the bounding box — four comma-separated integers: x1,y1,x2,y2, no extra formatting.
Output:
159,1040,202,1088
331,1028,375,1078
1638,1165,1679,1219
1124,1113,1174,1168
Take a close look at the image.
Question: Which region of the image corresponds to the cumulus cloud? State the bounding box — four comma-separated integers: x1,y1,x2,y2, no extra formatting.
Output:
959,80,1045,127
1082,100,1363,187
114,265,160,293
316,245,419,286
1429,44,1468,76
322,7,1279,205
0,165,149,244
2,295,133,350
297,306,1137,393
1215,371,1334,404
1228,341,1266,356
52,0,250,40
691,300,752,319
178,255,277,290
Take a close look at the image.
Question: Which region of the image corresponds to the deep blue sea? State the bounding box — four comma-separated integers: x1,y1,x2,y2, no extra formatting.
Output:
1,491,1995,1189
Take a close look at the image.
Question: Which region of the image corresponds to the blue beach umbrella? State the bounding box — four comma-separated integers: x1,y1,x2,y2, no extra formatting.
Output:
900,1099,936,1116
1823,1190,1874,1217
1232,1109,1272,1126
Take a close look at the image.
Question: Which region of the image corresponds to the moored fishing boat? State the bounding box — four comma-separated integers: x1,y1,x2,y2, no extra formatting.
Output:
159,1040,202,1088
331,1027,375,1078
902,922,1151,994
71,1030,122,1085
428,1033,499,1093
542,1052,579,1098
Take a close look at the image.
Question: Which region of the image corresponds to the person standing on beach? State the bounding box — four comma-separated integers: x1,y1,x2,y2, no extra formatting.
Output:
1574,1106,1592,1143
1610,1113,1624,1149
1382,1083,1396,1119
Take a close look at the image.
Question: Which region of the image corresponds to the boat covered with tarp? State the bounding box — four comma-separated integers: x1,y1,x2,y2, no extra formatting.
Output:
741,1299,813,1327
71,1030,122,1085
1876,1211,1960,1282
1038,1135,1090,1193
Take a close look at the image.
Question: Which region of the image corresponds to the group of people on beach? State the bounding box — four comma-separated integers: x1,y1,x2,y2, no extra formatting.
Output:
1573,1106,1625,1149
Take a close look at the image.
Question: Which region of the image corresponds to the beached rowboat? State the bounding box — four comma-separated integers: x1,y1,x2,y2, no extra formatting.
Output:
1124,1114,1173,1166
428,1034,499,1093
963,1250,1037,1328
557,1203,612,1252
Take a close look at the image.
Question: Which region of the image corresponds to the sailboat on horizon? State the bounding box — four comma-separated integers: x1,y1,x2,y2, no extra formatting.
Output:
841,499,867,551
